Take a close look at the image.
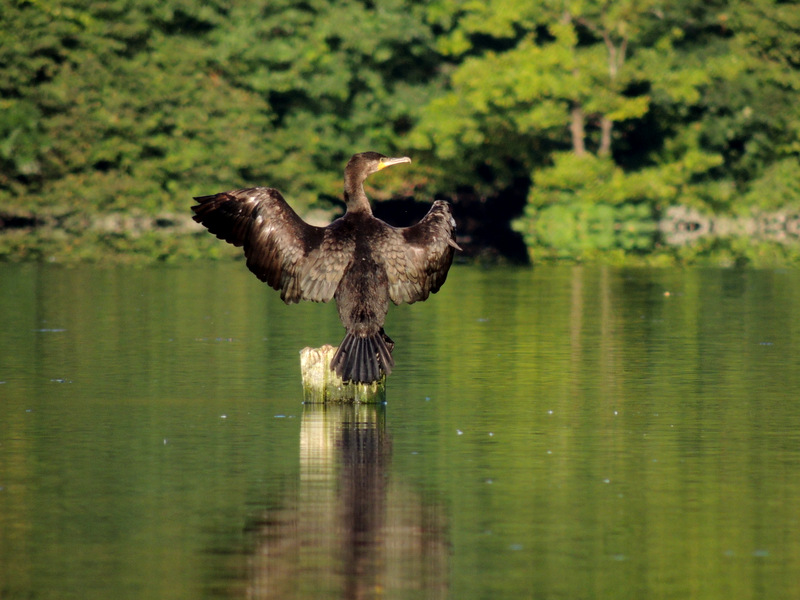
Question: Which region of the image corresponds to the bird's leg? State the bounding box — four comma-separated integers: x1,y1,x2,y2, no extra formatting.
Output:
380,328,395,353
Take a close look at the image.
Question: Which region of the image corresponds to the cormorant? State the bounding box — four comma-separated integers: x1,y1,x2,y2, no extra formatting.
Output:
191,152,460,383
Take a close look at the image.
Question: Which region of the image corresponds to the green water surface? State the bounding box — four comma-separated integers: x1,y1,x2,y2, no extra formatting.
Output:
1,263,799,599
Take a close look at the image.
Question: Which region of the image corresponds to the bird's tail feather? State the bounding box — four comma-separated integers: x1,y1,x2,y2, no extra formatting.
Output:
331,331,394,384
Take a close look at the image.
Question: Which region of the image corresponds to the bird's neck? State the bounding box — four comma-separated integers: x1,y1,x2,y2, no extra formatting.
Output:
344,178,373,215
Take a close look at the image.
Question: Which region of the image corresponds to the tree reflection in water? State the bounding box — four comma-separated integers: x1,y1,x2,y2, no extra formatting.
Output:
244,404,449,599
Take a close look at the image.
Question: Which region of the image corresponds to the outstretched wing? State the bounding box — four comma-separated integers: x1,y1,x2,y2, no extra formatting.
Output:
191,187,352,304
384,200,461,305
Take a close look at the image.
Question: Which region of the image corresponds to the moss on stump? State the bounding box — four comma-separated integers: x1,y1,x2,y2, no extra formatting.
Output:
300,344,386,404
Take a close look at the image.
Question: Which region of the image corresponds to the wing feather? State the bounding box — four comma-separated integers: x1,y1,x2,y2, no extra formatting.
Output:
385,200,460,305
191,187,351,304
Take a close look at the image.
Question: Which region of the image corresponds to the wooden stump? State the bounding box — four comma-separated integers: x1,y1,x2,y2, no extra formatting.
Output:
300,344,386,404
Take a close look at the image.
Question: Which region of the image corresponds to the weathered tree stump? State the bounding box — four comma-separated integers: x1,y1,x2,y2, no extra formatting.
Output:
300,344,386,404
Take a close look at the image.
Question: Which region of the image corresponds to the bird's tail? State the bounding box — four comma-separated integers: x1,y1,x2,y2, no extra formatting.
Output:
331,330,394,384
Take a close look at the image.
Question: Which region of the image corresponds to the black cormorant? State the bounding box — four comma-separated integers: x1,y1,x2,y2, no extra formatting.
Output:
191,152,460,383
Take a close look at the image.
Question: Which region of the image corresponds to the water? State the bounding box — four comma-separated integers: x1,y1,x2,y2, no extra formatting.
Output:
1,263,800,599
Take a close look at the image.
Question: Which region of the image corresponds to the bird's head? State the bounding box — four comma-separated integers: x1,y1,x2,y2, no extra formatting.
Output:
346,152,412,182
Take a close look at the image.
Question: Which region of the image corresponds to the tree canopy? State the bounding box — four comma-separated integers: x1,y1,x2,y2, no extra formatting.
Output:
2,0,799,263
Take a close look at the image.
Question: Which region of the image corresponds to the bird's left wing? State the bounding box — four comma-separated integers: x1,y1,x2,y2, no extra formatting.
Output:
384,200,461,305
191,187,351,304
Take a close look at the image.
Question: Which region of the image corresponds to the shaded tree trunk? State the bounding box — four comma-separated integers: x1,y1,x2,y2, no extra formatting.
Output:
599,116,613,156
571,104,586,156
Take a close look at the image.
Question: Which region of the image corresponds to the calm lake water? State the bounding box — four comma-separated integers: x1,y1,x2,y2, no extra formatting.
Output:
1,262,799,599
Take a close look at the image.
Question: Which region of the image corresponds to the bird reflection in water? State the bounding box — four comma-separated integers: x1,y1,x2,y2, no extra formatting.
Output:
243,404,449,599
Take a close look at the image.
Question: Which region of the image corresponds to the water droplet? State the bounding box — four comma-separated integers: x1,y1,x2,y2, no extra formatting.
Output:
611,554,628,561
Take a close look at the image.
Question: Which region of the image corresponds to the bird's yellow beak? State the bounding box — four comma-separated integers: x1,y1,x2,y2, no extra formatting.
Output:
378,156,412,170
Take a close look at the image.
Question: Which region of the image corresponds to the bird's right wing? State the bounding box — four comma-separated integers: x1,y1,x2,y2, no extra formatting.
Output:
385,200,461,305
191,187,352,304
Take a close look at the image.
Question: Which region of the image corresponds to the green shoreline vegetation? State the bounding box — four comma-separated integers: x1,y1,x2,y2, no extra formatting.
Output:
4,208,800,268
2,1,799,266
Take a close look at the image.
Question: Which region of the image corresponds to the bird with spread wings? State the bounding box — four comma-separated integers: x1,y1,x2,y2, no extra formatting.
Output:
192,152,460,384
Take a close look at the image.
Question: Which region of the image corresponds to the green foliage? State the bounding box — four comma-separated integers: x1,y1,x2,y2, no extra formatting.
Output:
512,154,657,261
514,201,656,260
1,0,800,264
1,0,441,216
202,0,442,203
1,0,277,214
410,0,673,191
420,0,800,261
742,159,800,212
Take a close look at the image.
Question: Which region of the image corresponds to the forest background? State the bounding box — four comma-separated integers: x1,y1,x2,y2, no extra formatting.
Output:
2,0,799,265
